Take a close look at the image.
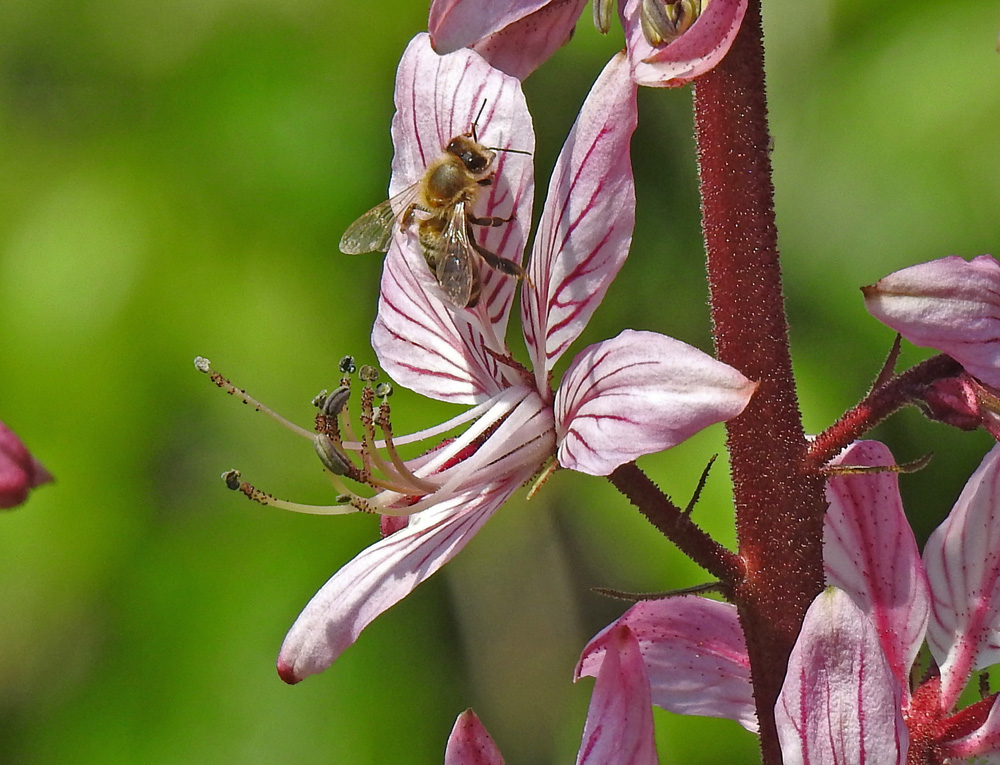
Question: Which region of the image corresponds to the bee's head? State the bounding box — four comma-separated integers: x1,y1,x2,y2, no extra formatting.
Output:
446,134,495,176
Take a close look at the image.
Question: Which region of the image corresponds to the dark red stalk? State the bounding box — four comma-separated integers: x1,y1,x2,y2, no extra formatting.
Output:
693,3,826,761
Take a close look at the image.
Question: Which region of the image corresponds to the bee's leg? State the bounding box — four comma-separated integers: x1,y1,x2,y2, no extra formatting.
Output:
466,223,524,278
401,203,428,228
468,213,514,227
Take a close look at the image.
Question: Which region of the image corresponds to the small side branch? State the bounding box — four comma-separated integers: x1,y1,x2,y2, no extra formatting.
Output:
608,462,743,587
806,354,963,470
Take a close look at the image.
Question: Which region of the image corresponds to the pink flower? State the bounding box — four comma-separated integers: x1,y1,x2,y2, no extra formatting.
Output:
275,36,755,683
445,710,505,765
427,0,748,86
577,441,1000,762
0,420,52,510
864,254,1000,389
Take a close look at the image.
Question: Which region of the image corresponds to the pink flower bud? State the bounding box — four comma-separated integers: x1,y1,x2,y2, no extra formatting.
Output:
0,421,52,510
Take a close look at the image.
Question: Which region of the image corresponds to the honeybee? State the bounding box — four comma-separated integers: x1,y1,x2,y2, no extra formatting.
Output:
339,118,525,309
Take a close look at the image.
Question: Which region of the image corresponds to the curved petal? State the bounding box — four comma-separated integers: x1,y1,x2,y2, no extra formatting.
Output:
939,696,1000,760
389,33,535,338
923,443,1000,709
445,709,505,765
775,588,908,765
622,0,748,87
373,238,513,404
823,440,930,697
575,597,757,732
276,479,518,683
554,330,756,476
863,255,1000,389
521,52,638,388
468,0,587,81
575,625,658,765
429,0,551,54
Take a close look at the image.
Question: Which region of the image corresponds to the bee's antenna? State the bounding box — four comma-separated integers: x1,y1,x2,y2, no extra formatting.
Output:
471,99,488,142
490,146,532,156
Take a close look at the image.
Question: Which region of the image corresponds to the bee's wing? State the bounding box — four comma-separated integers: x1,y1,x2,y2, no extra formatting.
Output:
434,204,479,308
339,183,421,254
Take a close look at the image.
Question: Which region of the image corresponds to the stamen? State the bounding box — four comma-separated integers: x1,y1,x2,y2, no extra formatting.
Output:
593,0,614,34
374,401,439,494
221,469,364,515
194,357,315,441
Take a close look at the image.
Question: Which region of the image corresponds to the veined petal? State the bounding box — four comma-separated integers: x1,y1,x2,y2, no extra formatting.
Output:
445,709,505,765
575,597,757,732
429,0,551,54
575,625,658,765
623,0,748,87
823,440,930,698
276,478,520,683
554,330,756,476
389,33,535,337
775,588,908,765
923,443,1000,710
373,238,513,404
522,52,638,387
863,255,1000,389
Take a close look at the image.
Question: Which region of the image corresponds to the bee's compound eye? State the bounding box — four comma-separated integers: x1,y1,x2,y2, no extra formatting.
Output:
463,153,488,173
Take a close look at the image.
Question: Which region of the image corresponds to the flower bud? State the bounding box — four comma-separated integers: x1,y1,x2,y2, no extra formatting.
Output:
0,421,53,510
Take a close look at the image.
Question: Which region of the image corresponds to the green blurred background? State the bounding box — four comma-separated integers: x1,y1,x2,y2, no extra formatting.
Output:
1,0,997,762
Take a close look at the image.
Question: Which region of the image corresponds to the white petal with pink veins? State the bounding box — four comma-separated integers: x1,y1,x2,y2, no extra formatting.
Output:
823,440,930,698
576,625,658,765
863,255,1000,389
923,443,1000,709
521,52,637,388
554,330,756,476
576,597,757,732
775,588,907,765
276,476,522,683
389,33,535,336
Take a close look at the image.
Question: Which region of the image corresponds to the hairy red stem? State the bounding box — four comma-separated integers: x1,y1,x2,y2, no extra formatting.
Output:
693,3,827,761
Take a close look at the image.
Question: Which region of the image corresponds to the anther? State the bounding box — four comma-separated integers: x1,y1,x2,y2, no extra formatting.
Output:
318,385,352,417
374,382,393,399
314,435,353,475
359,365,379,383
640,0,701,46
592,0,614,33
339,355,357,374
222,469,242,490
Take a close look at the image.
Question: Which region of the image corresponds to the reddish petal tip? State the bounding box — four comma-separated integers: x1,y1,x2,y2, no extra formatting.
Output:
276,659,301,685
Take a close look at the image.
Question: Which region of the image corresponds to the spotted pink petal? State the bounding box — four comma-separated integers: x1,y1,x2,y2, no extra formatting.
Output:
445,709,505,765
923,443,1000,710
939,696,1000,760
575,625,658,765
775,588,908,765
521,52,637,389
0,421,52,510
622,0,748,87
575,597,757,731
554,330,756,476
863,255,1000,389
276,478,519,683
823,440,930,698
388,33,535,338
